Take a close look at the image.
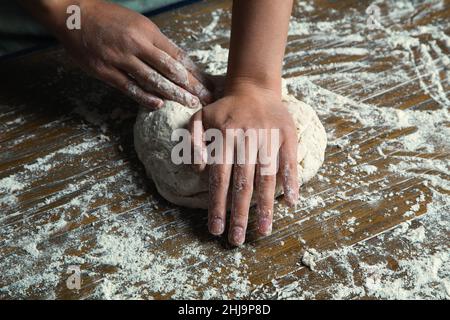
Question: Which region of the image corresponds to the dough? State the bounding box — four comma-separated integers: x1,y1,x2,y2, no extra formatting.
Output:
134,84,327,209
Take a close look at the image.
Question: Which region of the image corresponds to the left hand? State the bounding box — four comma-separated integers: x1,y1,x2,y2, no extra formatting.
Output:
32,0,213,110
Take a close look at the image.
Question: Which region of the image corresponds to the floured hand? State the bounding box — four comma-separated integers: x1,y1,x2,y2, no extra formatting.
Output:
23,0,212,109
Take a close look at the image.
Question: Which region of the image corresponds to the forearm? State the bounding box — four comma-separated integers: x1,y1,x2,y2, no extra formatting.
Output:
18,0,87,36
226,0,293,97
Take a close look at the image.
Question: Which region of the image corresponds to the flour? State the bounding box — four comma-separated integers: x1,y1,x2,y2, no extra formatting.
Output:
353,164,378,175
362,250,449,299
37,209,254,299
405,226,426,244
288,77,450,153
190,45,229,75
0,175,26,193
301,249,321,271
0,175,27,210
203,10,221,35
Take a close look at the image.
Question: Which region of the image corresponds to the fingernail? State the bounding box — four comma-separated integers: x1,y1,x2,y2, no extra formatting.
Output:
287,197,298,208
141,101,162,111
258,218,272,236
141,97,163,111
209,218,224,235
230,227,245,246
155,99,164,109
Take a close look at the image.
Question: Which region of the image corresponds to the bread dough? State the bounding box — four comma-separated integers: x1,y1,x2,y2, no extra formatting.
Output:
134,84,327,209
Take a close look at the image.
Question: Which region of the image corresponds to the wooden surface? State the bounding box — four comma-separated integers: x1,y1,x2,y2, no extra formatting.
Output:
0,0,449,299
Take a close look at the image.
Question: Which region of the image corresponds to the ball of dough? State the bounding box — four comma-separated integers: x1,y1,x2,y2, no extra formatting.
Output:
134,90,327,209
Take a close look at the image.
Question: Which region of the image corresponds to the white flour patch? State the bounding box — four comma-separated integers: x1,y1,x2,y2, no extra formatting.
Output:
190,44,229,75
0,175,26,193
0,175,27,208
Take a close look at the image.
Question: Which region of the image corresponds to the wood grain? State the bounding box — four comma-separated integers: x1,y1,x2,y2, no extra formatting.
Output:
0,0,448,299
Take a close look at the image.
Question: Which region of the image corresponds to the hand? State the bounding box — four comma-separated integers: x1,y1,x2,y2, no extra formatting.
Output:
48,0,212,109
189,83,299,246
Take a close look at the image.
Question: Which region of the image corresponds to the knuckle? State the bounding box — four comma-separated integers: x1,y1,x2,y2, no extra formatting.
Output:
231,211,248,224
87,59,104,73
284,126,298,139
124,28,143,49
259,174,275,185
120,80,132,92
257,205,273,219
171,46,184,60
166,63,181,79
220,120,235,132
208,209,222,221
259,119,271,129
142,17,158,31
233,176,252,192
100,48,117,63
209,171,226,190
91,65,112,82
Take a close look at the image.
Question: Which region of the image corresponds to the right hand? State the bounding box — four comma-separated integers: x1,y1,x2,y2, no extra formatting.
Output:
50,0,212,109
189,81,300,246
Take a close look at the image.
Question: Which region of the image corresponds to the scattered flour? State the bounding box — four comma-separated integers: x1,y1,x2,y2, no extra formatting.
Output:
301,249,321,271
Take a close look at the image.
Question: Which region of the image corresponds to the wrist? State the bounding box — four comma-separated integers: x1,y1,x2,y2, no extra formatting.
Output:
224,76,282,100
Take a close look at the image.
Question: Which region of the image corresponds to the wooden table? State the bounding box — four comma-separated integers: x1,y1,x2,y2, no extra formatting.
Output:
0,0,449,299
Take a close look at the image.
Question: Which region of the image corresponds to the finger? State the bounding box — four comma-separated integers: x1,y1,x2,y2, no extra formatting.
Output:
229,163,255,246
117,56,201,108
229,135,257,246
153,34,212,89
208,164,232,236
138,45,213,105
208,143,233,236
98,66,163,110
255,164,276,236
188,110,207,172
280,138,299,207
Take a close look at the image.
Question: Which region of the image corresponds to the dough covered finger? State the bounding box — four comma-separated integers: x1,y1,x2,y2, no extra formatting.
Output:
188,110,207,172
255,165,276,236
139,46,212,104
208,162,233,236
154,34,211,88
229,162,255,246
117,56,201,108
99,67,163,110
280,138,299,207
